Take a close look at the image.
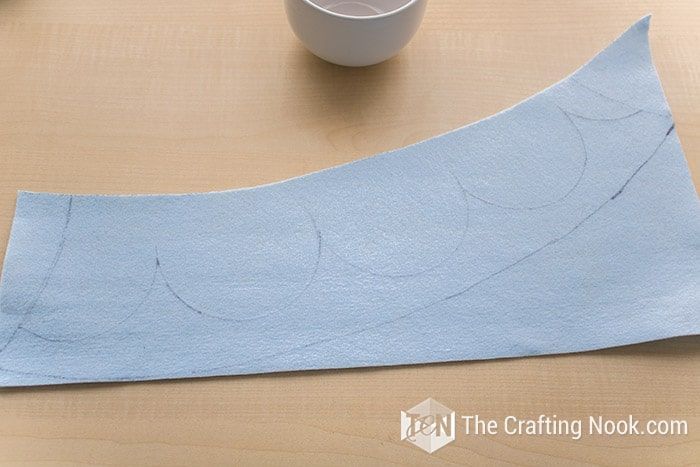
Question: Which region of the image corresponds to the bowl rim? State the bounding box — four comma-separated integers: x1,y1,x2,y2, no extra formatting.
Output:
299,0,421,20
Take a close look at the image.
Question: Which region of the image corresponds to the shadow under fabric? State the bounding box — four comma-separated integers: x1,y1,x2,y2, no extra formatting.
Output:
0,17,698,386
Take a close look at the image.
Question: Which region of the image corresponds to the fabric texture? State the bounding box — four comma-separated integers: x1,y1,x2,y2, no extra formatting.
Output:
0,16,698,386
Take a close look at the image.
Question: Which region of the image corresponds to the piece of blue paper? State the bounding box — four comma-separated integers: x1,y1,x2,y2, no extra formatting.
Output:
0,17,698,386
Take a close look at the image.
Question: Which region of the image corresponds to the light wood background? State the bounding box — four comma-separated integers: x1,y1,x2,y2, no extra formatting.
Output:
0,1,698,465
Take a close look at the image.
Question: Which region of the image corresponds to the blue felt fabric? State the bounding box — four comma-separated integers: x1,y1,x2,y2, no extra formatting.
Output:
0,16,698,386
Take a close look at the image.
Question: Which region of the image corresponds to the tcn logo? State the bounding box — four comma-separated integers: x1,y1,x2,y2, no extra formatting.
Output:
400,398,456,453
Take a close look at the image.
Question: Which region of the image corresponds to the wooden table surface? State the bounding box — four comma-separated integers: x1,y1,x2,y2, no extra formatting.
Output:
0,1,698,465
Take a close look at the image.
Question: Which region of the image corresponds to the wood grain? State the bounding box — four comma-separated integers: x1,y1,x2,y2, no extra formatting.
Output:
0,1,698,465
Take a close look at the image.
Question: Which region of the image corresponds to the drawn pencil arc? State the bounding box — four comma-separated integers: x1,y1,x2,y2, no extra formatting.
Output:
320,169,471,279
312,158,472,278
159,204,323,323
16,252,160,345
569,77,671,119
0,196,73,353
453,104,590,211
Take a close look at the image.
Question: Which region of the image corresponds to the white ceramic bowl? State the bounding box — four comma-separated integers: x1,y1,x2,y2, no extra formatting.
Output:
284,0,427,67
